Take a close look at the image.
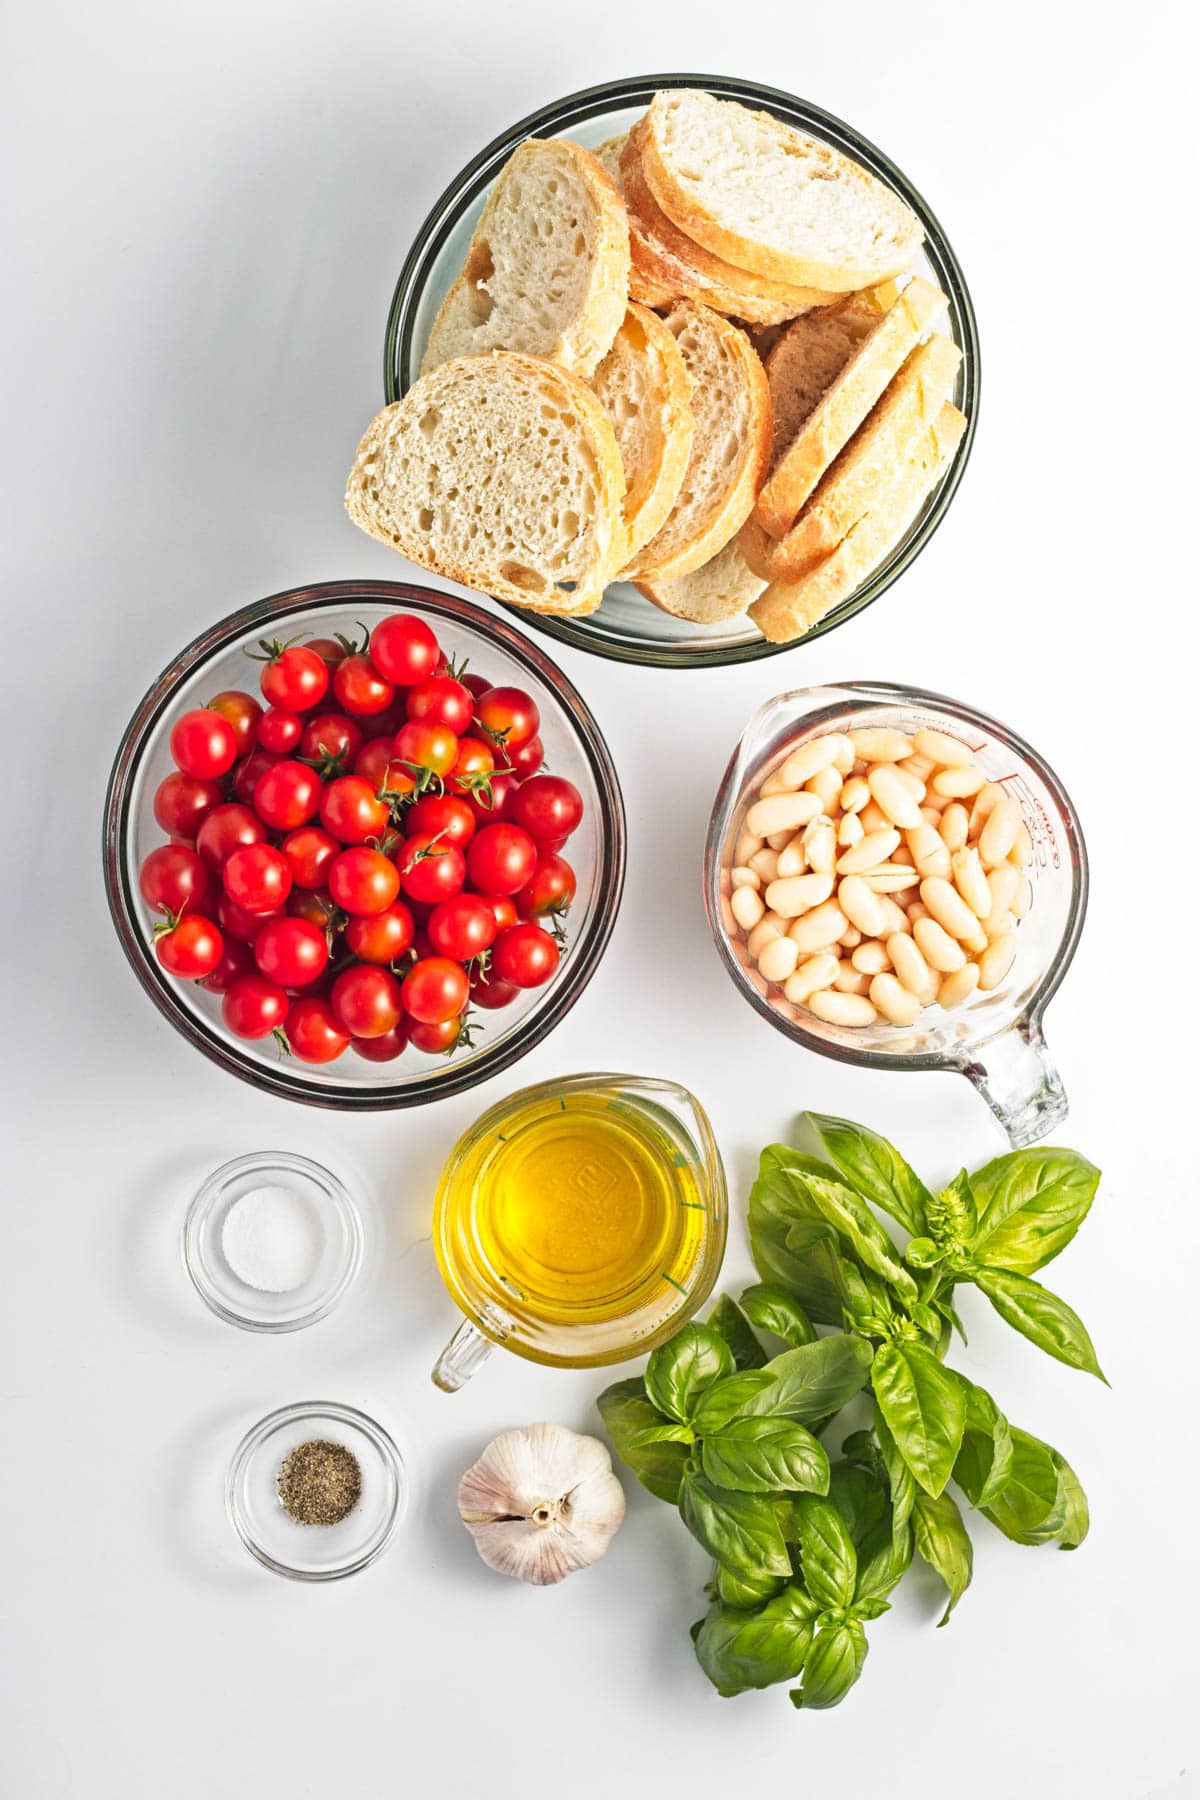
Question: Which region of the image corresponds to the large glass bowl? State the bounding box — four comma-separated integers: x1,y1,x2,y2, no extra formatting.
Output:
103,580,625,1109
383,73,979,669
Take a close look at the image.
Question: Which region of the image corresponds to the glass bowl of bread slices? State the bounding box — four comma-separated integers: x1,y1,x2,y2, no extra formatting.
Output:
362,75,978,667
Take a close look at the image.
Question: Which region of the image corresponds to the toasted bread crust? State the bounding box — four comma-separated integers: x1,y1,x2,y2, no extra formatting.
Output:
593,302,696,569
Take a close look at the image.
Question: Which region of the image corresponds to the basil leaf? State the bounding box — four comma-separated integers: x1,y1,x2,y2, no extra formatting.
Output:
826,1462,888,1553
596,1378,689,1503
645,1323,735,1423
702,1418,830,1496
679,1467,792,1578
874,1407,917,1544
784,1167,918,1304
794,1494,858,1609
716,1563,786,1608
749,1149,853,1324
694,1586,819,1696
1052,1452,1090,1550
628,1422,695,1447
952,1381,1013,1509
912,1488,973,1625
855,1521,914,1604
739,1335,875,1424
871,1340,966,1497
739,1283,818,1347
789,1619,868,1710
841,1430,887,1485
690,1369,779,1435
707,1295,768,1370
801,1112,932,1238
969,1147,1100,1274
981,1428,1069,1545
971,1267,1107,1381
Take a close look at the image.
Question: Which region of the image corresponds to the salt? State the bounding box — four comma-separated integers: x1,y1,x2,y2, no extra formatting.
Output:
220,1185,324,1293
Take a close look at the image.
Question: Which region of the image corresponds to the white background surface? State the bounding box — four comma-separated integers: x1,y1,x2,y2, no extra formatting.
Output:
3,3,1196,1795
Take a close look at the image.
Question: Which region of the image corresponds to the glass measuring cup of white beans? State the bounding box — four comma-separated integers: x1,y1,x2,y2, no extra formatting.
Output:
704,684,1088,1147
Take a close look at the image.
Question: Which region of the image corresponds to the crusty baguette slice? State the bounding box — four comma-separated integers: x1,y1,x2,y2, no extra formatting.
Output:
635,539,766,624
592,134,676,309
765,284,898,466
639,90,923,291
748,402,966,643
421,138,629,379
754,276,949,537
591,303,695,568
345,352,627,616
742,333,962,580
627,302,772,583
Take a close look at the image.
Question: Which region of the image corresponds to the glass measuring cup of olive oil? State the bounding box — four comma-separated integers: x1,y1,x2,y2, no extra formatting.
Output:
430,1075,727,1389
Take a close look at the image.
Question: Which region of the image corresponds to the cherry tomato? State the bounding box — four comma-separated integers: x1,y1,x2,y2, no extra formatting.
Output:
466,822,538,896
284,996,349,1063
474,685,539,751
139,845,211,915
196,803,266,871
223,842,292,913
256,707,303,754
306,636,349,669
466,768,520,826
407,1016,466,1053
155,913,223,979
281,825,340,891
218,890,284,944
231,748,280,806
447,736,495,800
249,760,319,833
427,893,498,961
503,734,544,780
369,613,440,686
469,970,520,1010
400,956,470,1024
354,736,417,802
328,846,401,916
170,708,238,779
406,674,473,735
257,642,329,712
223,973,290,1038
345,900,414,964
287,888,340,936
320,775,389,845
492,921,559,988
511,774,584,845
253,916,329,988
461,672,492,702
351,1023,409,1062
396,833,466,905
393,720,458,779
406,793,476,847
153,772,223,839
330,964,405,1038
482,894,518,932
299,711,364,773
200,935,254,994
516,852,576,920
332,653,394,718
208,690,263,757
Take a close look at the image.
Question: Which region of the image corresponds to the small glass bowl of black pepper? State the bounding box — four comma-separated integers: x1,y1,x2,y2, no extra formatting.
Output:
226,1401,408,1580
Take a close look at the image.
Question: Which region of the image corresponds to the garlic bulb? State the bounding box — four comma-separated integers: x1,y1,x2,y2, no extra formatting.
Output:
457,1422,626,1586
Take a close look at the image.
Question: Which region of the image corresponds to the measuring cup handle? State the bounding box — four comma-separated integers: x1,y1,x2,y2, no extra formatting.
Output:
960,1018,1068,1148
431,1318,493,1392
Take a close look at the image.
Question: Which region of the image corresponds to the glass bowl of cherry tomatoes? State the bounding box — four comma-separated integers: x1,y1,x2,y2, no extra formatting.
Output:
104,579,626,1108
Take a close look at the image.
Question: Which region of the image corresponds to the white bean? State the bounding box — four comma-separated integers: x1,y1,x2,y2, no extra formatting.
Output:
982,904,1014,942
875,896,910,936
951,847,993,919
766,872,835,918
939,803,969,852
731,885,764,930
978,934,1016,991
907,901,930,925
986,865,1020,913
746,791,822,837
888,931,939,1003
869,972,923,1025
747,913,786,958
1009,822,1034,868
848,728,913,762
806,766,843,812
758,935,800,984
837,828,901,875
893,764,927,803
931,765,987,798
839,874,888,938
979,796,1022,866
807,988,878,1027
838,811,865,848
852,940,891,975
830,734,856,774
899,753,937,782
859,800,890,833
834,962,871,995
767,830,795,851
838,925,862,949
914,916,967,972
907,823,952,880
937,963,979,1009
777,734,841,788
867,765,924,829
731,865,760,889
968,782,1005,837
839,776,870,815
748,847,779,882
1011,875,1033,918
914,727,974,768
788,900,849,952
759,764,794,797
921,876,985,942
865,867,921,893
776,833,808,878
803,815,837,874
783,953,839,1003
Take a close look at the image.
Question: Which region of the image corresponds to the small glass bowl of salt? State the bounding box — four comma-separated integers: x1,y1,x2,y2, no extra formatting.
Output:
183,1152,364,1331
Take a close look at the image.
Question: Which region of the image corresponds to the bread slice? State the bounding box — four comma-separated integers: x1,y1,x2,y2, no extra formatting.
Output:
591,303,695,568
345,352,627,616
748,402,967,643
639,90,923,291
742,332,962,580
636,539,766,624
627,302,772,583
591,134,675,310
764,285,898,468
754,276,949,537
420,139,629,379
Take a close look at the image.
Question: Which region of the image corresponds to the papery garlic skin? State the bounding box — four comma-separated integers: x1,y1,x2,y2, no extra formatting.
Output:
458,1423,626,1586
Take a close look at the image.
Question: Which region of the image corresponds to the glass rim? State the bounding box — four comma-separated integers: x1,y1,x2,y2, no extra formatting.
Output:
382,72,981,669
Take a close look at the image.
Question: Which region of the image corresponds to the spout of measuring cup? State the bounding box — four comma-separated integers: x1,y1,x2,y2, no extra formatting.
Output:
959,1018,1068,1148
431,1318,494,1392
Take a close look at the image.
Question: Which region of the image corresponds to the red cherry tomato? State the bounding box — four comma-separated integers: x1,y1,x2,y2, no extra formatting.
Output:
218,890,284,944
354,736,417,801
345,900,415,964
351,1023,409,1062
222,973,289,1038
393,720,458,779
447,736,495,800
511,775,584,845
299,711,364,773
427,893,498,961
469,970,520,1010
406,674,473,735
287,888,340,935
155,913,223,979
406,793,476,847
285,997,349,1063
491,921,560,988
369,613,441,686
461,672,492,702
330,964,405,1038
139,845,211,915
482,894,518,932
153,772,224,839
281,825,340,891
231,748,280,806
200,935,255,993
170,708,238,779
328,846,401,916
305,636,349,669
223,842,292,913
396,833,466,905
253,916,329,988
257,642,329,712
465,768,520,826
256,708,303,754
251,760,321,832
208,690,263,758
196,803,267,871
474,685,539,751
503,734,545,780
400,956,470,1024
407,1016,466,1054
516,852,576,920
333,653,395,718
466,823,538,896
319,775,389,845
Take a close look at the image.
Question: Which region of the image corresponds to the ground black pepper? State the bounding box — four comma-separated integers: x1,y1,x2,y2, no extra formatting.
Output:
277,1439,362,1526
